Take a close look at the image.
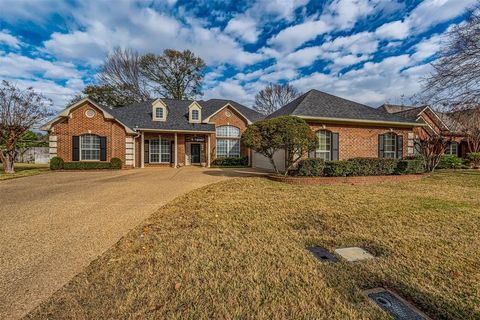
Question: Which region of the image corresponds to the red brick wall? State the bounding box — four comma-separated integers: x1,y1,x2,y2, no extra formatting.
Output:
51,101,130,165
209,106,249,158
308,121,413,159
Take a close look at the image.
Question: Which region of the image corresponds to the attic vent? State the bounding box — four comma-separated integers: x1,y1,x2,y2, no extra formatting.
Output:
307,246,338,262
365,288,430,320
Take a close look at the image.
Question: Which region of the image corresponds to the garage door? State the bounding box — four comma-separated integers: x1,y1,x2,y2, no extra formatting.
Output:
252,150,285,172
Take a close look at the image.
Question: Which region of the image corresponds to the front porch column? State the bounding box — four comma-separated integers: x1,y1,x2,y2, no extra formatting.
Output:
207,134,211,168
140,131,145,168
174,133,178,168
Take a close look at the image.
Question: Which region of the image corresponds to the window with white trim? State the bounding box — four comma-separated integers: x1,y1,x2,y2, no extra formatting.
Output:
80,134,100,161
315,130,332,160
216,125,241,157
150,138,171,163
155,107,164,119
383,133,397,158
445,141,459,156
191,109,199,121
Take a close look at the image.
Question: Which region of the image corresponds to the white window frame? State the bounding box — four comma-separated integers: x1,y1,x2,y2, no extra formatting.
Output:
80,134,101,161
149,138,171,163
216,125,241,158
153,106,166,121
315,130,332,161
383,133,397,159
445,141,459,156
191,109,199,121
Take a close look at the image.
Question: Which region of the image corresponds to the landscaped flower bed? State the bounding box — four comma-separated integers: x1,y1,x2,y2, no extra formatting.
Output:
269,157,426,185
267,173,426,185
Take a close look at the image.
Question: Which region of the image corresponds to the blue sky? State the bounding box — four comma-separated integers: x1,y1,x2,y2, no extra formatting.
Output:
0,0,476,110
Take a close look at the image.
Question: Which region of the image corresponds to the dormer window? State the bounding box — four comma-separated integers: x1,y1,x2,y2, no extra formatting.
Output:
188,101,202,123
155,107,164,119
191,109,199,121
152,99,168,121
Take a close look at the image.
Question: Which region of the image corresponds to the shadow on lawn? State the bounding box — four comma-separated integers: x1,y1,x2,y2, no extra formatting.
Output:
202,167,271,178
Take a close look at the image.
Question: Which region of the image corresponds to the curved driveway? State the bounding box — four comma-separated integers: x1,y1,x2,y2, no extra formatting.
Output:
0,167,264,319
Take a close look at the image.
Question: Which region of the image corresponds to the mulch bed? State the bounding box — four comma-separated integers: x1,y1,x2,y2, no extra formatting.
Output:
267,174,427,185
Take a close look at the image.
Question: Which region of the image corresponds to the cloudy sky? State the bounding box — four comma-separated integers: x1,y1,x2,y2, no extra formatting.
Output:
0,0,476,110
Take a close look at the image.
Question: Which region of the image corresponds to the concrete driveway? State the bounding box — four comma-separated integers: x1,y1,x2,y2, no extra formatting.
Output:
0,167,264,319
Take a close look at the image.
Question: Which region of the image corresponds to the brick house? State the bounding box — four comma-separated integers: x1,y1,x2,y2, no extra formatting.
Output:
251,90,422,171
379,104,468,157
41,97,263,168
42,89,424,170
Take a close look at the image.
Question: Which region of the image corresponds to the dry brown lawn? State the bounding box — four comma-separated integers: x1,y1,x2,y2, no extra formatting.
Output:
26,171,480,319
0,163,49,181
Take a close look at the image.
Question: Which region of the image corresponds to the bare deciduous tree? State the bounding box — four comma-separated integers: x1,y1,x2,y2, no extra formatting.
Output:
414,135,451,172
140,49,206,100
450,107,480,153
0,81,53,173
253,83,301,115
421,7,480,108
98,48,151,104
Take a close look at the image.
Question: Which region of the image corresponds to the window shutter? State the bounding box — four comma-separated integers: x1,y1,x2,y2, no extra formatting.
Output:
396,135,403,159
144,140,150,163
331,133,339,161
378,134,384,158
72,136,80,161
100,137,107,161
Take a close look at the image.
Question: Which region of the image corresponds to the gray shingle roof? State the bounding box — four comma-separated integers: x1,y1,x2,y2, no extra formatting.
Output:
107,98,263,132
267,89,418,124
202,99,265,122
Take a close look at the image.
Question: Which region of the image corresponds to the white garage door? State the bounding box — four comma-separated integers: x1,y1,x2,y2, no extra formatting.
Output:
252,150,285,172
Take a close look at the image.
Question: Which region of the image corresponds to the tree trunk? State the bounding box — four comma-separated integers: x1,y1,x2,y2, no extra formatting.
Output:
268,156,279,175
2,152,15,174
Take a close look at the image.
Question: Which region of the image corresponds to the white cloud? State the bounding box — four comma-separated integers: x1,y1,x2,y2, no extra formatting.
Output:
411,34,445,62
322,0,379,30
43,4,264,68
407,0,477,33
291,54,432,106
0,30,21,49
0,53,81,80
225,16,259,43
375,20,410,40
267,20,332,52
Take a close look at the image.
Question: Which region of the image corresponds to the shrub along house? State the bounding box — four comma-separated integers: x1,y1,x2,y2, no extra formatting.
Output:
251,90,423,171
41,97,263,168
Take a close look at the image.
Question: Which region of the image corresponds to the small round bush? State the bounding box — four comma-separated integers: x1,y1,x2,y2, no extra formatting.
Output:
50,157,64,170
110,157,122,169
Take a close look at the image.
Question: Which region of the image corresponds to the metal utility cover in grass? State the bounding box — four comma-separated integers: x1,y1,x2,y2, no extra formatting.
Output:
307,246,338,262
334,247,374,262
364,288,431,320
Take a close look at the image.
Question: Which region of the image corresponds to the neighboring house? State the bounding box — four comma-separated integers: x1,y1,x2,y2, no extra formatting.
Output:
42,89,426,170
379,104,467,157
252,90,422,171
41,97,263,168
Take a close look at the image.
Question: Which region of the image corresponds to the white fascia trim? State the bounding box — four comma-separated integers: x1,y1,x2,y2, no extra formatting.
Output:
298,115,424,127
40,98,136,134
136,128,215,134
202,103,252,124
421,106,450,131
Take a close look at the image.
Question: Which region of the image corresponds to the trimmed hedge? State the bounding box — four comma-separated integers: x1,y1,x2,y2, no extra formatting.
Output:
349,158,398,176
467,152,480,168
296,157,425,177
50,157,123,170
437,155,464,169
395,159,425,174
50,156,64,170
297,158,325,176
110,157,123,169
212,156,249,167
324,160,352,177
